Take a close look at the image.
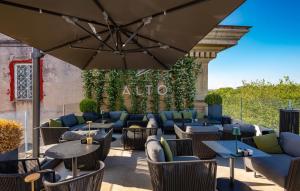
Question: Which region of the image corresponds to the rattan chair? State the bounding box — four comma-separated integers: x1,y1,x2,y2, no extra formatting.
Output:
146,138,217,191
40,126,69,145
63,128,113,170
0,158,57,191
122,127,158,150
43,161,105,191
174,125,221,159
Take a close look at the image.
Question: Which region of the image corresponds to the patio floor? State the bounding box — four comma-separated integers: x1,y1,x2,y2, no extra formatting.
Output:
55,133,282,191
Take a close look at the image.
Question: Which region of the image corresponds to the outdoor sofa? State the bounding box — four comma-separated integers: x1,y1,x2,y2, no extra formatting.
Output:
145,136,217,191
174,124,221,159
159,110,231,133
243,132,300,191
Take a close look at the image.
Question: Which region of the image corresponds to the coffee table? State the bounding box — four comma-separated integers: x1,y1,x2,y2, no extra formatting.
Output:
45,140,99,177
202,140,270,191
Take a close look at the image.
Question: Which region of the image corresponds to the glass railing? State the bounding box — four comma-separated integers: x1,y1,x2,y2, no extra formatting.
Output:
222,97,300,129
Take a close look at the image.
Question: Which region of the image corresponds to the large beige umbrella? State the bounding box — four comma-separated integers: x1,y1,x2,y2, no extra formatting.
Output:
0,0,245,70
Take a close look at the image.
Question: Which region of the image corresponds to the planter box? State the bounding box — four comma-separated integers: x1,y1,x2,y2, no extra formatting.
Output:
0,149,18,173
208,104,222,121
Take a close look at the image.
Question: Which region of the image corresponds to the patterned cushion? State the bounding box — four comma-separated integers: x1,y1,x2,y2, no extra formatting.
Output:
76,116,85,124
173,111,182,120
49,119,63,127
182,111,193,120
120,112,128,121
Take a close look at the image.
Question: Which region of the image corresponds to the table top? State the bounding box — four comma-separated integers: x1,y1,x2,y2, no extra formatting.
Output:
202,140,270,158
45,140,100,159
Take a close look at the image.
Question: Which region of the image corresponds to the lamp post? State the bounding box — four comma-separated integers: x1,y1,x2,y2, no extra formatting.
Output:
232,126,241,154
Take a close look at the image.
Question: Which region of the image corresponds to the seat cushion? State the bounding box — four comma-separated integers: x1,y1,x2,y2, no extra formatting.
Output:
61,130,98,141
173,156,200,161
280,132,300,157
246,154,293,187
112,120,124,129
146,136,165,162
109,111,123,122
60,114,78,127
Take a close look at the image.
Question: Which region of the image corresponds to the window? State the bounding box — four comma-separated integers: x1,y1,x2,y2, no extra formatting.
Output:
14,64,32,100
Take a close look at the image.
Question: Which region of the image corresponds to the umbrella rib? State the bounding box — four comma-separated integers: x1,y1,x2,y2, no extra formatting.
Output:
82,34,113,69
122,0,209,27
0,0,107,27
121,30,169,70
93,0,118,27
73,22,115,51
122,29,187,54
44,29,109,53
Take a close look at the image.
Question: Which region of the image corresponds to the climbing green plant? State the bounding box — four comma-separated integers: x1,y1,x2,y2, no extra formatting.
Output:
127,70,139,113
93,69,106,112
163,71,173,110
150,70,161,113
139,72,150,114
82,70,93,99
107,70,122,111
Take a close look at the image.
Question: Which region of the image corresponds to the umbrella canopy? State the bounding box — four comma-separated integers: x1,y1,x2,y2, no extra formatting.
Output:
0,0,244,70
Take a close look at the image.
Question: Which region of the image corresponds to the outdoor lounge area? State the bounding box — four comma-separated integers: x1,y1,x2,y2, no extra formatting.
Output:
0,1,300,191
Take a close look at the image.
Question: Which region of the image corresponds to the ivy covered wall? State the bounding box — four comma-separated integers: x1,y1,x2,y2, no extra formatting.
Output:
82,57,201,113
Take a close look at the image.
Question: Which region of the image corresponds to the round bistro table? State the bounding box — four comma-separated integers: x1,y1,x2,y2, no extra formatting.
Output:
45,140,100,177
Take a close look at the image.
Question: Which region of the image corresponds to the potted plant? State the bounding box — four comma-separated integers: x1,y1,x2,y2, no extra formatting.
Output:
0,119,23,161
204,93,223,121
80,98,99,122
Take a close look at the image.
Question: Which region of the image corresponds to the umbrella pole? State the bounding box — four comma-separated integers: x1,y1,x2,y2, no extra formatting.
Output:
32,48,43,158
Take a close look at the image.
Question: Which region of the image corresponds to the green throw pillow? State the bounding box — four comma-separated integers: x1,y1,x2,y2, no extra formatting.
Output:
182,111,193,120
120,112,128,121
253,133,283,154
49,119,62,127
76,116,85,124
160,137,173,161
160,113,167,122
197,111,205,119
142,115,148,121
173,111,182,120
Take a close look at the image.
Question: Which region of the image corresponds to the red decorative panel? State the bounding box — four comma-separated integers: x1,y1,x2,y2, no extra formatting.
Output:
9,59,44,101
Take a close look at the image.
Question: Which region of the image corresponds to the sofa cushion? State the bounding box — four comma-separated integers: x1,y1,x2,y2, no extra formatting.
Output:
120,112,128,121
248,154,293,187
253,133,283,154
163,111,173,120
112,120,124,129
186,125,219,133
173,111,182,120
280,132,300,157
146,136,165,162
197,111,205,119
173,156,200,161
60,114,78,127
160,137,173,161
76,116,85,124
182,111,193,120
82,112,99,122
160,113,167,122
109,111,123,122
163,120,174,129
49,119,63,127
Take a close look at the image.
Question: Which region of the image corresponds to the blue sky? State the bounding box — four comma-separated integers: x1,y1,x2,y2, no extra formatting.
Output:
208,0,300,89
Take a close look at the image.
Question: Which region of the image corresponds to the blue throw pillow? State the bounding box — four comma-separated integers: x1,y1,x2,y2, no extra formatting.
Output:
60,114,78,127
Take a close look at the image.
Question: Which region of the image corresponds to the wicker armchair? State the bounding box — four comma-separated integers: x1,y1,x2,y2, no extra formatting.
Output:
122,127,158,150
146,138,217,191
174,125,221,159
40,127,69,145
43,161,105,191
63,128,113,170
0,158,57,191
